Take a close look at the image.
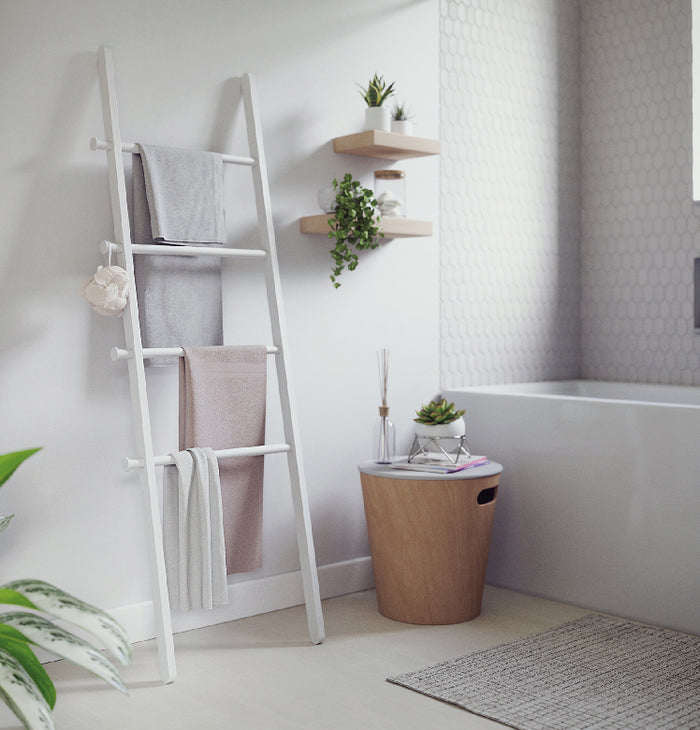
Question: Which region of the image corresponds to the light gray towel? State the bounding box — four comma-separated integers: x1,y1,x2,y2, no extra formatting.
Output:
132,144,226,366
163,447,228,611
136,144,226,245
179,346,267,574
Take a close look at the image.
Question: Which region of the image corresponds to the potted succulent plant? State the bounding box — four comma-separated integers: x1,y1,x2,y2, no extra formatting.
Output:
327,173,383,288
358,73,396,131
413,399,466,438
390,103,413,135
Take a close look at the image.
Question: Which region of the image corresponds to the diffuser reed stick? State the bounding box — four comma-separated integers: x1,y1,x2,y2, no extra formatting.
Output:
378,348,389,408
375,348,395,463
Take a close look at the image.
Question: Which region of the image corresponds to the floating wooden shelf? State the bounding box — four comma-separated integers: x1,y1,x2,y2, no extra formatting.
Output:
300,214,432,238
333,130,440,161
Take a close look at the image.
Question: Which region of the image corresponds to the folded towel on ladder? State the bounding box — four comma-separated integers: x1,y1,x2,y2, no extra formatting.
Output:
179,346,267,574
132,143,227,366
162,447,228,611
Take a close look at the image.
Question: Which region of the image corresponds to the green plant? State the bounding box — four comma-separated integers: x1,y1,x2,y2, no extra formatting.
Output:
0,448,130,730
414,399,465,426
358,73,395,107
391,103,411,121
328,173,382,288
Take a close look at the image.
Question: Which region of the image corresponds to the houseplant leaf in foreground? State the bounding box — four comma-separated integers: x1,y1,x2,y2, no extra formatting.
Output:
0,449,41,489
1,580,131,667
0,448,130,729
0,624,56,709
1,613,127,694
0,646,54,730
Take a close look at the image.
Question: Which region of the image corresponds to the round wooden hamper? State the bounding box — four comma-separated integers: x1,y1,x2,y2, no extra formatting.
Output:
359,462,502,625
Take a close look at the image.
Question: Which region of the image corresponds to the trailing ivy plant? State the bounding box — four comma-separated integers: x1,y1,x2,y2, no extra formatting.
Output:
0,448,130,730
328,173,383,288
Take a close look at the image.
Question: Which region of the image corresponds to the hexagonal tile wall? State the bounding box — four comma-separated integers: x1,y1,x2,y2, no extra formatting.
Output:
440,0,581,388
580,0,700,385
440,0,700,388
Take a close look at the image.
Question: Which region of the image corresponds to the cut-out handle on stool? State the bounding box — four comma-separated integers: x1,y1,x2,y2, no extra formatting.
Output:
477,486,497,505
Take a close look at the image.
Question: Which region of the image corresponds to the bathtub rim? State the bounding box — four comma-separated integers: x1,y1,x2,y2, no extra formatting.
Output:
442,380,700,409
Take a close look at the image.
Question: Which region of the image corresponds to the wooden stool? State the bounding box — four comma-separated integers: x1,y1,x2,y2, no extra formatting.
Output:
358,460,502,625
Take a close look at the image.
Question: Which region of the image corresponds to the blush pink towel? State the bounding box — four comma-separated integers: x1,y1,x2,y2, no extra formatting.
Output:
179,346,267,574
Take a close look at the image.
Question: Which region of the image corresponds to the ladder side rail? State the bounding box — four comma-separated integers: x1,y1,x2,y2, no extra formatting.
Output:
97,46,177,683
241,73,325,645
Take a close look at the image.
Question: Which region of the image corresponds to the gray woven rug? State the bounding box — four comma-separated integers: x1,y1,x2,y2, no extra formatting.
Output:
388,614,700,729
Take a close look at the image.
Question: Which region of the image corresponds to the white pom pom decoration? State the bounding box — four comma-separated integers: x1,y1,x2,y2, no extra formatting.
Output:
81,265,130,317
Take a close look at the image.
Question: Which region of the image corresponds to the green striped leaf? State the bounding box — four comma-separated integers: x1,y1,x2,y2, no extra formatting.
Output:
0,624,56,709
0,515,12,533
0,646,54,730
1,613,126,695
1,580,130,666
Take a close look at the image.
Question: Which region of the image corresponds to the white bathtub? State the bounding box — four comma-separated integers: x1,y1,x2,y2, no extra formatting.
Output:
443,381,700,635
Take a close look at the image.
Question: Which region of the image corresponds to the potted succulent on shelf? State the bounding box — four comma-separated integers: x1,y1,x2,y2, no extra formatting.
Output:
391,103,413,135
327,173,382,289
358,73,396,131
413,398,466,438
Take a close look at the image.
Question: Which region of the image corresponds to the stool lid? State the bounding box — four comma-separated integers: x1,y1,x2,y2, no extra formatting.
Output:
358,459,503,481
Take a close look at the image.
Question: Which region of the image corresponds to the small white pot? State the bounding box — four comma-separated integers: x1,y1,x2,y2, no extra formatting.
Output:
391,119,413,135
414,417,466,439
365,106,390,131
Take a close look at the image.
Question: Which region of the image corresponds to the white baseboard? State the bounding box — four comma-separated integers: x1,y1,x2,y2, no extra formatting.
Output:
111,556,375,645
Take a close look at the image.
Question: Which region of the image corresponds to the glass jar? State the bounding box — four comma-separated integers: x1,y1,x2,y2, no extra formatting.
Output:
374,170,406,218
374,406,396,464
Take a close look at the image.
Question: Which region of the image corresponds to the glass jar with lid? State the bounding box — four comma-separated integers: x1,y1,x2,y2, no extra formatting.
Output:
374,170,406,218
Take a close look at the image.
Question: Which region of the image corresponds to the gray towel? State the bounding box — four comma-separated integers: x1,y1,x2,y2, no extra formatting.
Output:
132,144,226,366
137,144,226,244
179,346,267,574
162,447,228,612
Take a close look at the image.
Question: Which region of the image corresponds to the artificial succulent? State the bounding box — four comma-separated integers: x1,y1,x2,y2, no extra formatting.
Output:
358,74,396,107
414,399,465,425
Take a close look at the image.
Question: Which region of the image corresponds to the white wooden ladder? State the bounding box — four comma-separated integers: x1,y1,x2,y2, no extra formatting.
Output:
91,46,324,683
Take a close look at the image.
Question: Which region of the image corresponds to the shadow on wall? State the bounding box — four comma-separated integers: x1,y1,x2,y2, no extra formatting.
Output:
209,76,345,290
0,51,109,360
208,77,246,157
553,2,583,379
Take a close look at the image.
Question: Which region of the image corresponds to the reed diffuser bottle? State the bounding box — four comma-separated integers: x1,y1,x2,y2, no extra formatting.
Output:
374,348,396,463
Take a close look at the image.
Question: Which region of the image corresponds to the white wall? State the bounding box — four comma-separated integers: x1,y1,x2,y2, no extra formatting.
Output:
0,0,439,640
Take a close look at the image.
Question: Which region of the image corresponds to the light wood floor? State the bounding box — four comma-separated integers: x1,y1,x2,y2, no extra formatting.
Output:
1,586,591,729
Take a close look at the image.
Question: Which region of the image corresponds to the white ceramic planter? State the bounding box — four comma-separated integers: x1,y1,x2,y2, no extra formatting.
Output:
365,106,391,131
391,119,413,135
414,417,466,439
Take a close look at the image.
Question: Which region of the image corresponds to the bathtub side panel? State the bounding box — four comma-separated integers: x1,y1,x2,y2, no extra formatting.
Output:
444,388,700,635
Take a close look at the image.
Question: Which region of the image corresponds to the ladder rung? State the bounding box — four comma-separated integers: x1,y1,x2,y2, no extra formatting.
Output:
123,443,291,471
101,240,266,259
90,137,255,166
111,346,279,361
